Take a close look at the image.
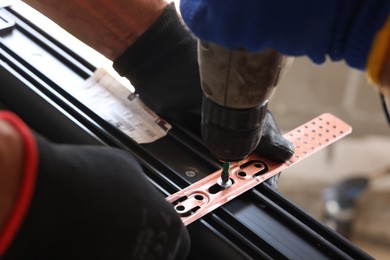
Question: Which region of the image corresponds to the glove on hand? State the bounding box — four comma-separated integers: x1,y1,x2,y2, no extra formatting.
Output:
113,3,294,169
256,111,294,162
180,0,390,70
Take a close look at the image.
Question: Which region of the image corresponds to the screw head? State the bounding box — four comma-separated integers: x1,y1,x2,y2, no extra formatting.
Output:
185,170,196,178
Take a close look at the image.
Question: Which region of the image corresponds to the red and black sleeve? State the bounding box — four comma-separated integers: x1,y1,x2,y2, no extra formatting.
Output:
0,111,38,258
0,112,189,259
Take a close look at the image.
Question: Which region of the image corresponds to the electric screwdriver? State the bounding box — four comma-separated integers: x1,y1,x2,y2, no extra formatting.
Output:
198,41,291,184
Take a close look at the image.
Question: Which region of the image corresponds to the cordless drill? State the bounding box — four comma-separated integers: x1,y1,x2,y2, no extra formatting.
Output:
198,41,291,187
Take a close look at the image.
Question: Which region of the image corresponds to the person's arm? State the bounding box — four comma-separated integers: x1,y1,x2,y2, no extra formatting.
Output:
23,0,168,60
180,0,390,83
0,112,189,260
0,121,23,230
0,112,38,257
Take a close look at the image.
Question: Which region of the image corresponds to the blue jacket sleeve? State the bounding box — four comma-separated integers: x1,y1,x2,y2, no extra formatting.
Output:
180,0,390,70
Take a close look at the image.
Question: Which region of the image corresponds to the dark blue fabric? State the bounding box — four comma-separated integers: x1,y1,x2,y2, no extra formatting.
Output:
180,0,390,70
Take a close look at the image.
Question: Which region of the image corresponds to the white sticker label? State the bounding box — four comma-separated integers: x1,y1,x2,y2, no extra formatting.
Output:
73,68,171,143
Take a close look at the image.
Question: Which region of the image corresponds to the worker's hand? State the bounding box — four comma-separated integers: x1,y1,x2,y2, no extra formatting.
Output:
112,3,293,163
180,0,390,72
1,125,189,258
257,110,294,190
113,3,294,166
256,111,294,162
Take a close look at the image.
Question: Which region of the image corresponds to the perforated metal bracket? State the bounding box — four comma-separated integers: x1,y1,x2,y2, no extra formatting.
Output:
166,113,352,226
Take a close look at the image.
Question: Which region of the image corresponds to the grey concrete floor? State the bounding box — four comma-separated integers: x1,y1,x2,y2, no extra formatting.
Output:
266,56,390,259
278,136,390,259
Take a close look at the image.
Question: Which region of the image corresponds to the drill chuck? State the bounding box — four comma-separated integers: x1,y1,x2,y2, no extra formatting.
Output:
201,96,268,162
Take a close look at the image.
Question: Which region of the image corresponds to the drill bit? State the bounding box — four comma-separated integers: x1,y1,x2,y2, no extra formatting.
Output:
218,162,232,188
221,162,230,183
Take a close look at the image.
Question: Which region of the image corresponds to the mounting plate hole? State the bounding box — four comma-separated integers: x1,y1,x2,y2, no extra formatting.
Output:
254,163,263,168
194,195,204,201
238,171,247,177
176,205,185,211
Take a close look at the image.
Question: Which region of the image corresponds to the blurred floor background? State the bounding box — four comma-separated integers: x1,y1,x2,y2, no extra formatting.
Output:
270,57,390,259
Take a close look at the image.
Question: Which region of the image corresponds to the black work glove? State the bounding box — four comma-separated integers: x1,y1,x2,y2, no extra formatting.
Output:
113,3,294,188
255,111,294,163
4,132,189,259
